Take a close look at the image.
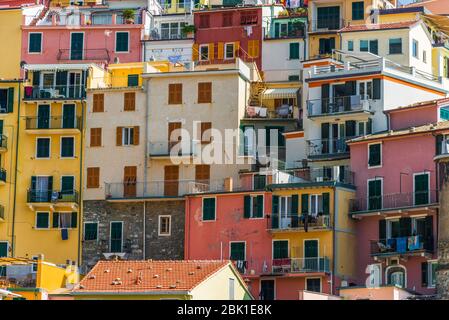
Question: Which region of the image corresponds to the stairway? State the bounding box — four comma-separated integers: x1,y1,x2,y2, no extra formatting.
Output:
248,81,265,106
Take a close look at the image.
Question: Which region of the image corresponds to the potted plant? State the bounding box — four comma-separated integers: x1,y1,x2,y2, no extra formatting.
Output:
182,25,195,38
122,9,135,24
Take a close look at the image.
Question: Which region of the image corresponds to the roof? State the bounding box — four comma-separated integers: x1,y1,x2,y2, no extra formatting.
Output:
24,63,97,71
73,260,233,294
385,97,449,113
339,21,418,33
0,0,39,9
404,0,449,15
347,121,449,144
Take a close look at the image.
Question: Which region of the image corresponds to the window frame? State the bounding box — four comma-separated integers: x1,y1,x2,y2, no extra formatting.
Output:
289,42,300,60
202,197,217,221
427,260,437,288
86,167,100,189
351,1,365,21
36,137,51,159
305,277,322,293
122,127,135,146
229,241,246,261
412,39,419,59
272,239,289,260
367,177,383,211
158,215,172,236
35,211,50,229
368,142,382,168
224,42,235,60
60,136,75,158
115,31,130,53
90,127,102,147
248,194,265,219
83,221,99,241
389,38,403,55
0,241,9,258
109,220,124,253
28,32,43,54
413,171,430,205
348,40,354,51
199,44,209,61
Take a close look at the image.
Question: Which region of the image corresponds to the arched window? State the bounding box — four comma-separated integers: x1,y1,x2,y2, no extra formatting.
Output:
386,265,406,288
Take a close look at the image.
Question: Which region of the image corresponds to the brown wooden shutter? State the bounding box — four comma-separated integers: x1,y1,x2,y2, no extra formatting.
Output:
217,42,224,60
87,167,100,188
116,127,123,146
209,43,215,61
192,43,199,61
234,41,240,58
124,92,135,111
123,166,137,197
195,164,210,182
200,122,212,144
168,84,182,104
90,128,102,147
164,165,179,197
133,126,140,145
93,93,104,112
198,82,211,103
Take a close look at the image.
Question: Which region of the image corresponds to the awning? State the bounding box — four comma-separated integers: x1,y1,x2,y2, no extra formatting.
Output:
24,64,93,72
262,88,299,99
423,14,449,35
0,289,22,298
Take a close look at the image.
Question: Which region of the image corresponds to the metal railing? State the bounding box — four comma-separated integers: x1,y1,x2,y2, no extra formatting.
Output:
27,189,79,203
309,166,354,184
269,213,331,230
265,27,305,40
0,169,6,183
350,190,438,213
245,105,298,119
272,257,330,273
307,137,353,157
149,140,198,157
370,236,433,256
438,139,449,156
57,49,110,62
310,19,344,32
24,85,86,100
307,95,371,117
0,135,7,149
25,116,82,130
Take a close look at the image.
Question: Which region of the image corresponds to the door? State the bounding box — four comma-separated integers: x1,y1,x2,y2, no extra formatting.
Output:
164,165,179,196
168,122,182,152
279,196,292,229
70,33,84,60
368,179,382,210
68,72,82,98
37,105,50,129
60,176,75,200
123,166,137,198
31,176,52,202
110,221,123,253
304,239,319,271
242,125,255,156
260,280,275,300
414,173,429,205
62,104,76,129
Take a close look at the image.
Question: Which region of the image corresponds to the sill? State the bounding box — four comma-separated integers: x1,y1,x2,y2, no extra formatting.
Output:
34,227,50,230
368,164,382,169
158,234,171,237
201,219,216,222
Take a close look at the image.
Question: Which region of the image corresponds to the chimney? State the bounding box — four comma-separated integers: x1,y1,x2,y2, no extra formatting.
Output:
224,177,233,192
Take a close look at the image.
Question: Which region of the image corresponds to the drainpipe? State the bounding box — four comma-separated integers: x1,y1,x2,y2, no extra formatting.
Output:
11,81,22,257
143,201,146,259
77,99,86,267
331,186,337,295
143,76,149,259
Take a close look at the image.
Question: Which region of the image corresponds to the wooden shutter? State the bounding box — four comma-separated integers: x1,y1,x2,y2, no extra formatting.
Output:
345,120,356,137
192,43,199,61
200,122,212,144
198,83,212,103
217,42,224,60
379,219,386,240
168,122,182,142
7,88,14,113
243,195,251,219
116,127,123,146
234,41,240,58
399,217,412,237
71,212,77,228
90,128,102,147
271,195,279,228
322,192,330,215
133,126,140,145
209,43,215,60
123,166,137,197
301,194,309,214
53,212,59,228
87,167,100,188
168,83,182,104
93,93,104,112
164,165,179,197
195,164,210,182
256,195,264,218
124,92,135,111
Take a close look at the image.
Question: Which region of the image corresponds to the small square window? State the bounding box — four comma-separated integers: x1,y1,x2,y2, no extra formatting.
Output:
348,40,354,51
389,38,402,54
360,40,369,52
127,74,139,87
158,215,171,236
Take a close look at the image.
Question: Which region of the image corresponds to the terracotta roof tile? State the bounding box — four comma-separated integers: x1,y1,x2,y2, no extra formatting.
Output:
73,260,231,293
339,21,418,33
385,97,449,113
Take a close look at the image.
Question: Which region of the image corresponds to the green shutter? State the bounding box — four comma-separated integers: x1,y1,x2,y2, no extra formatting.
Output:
7,88,14,113
414,174,429,205
274,23,280,37
203,198,216,221
36,212,49,228
289,43,300,60
0,242,7,257
301,194,309,214
273,240,288,259
243,195,251,219
271,195,279,229
53,212,59,228
379,219,386,240
110,222,123,252
322,192,330,215
32,71,40,86
84,223,98,241
369,144,381,167
421,262,428,287
0,120,3,136
116,32,129,52
29,33,42,53
368,179,382,210
230,242,245,261
256,195,264,218
61,137,74,157
345,120,356,138
127,74,139,87
71,212,78,228
436,134,443,155
291,195,298,216
373,78,381,99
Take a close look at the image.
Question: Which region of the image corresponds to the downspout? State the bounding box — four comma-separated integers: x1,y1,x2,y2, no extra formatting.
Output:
77,99,86,266
143,201,146,259
11,81,22,257
143,77,149,259
184,197,190,259
331,186,337,295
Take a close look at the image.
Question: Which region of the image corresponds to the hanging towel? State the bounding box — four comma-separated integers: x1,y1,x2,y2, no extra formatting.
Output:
396,237,407,253
61,228,69,241
408,235,420,251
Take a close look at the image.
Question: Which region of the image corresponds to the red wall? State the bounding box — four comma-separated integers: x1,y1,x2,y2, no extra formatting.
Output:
389,105,438,130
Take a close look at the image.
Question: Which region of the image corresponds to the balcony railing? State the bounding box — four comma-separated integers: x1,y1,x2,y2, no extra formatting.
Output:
25,116,82,131
307,95,371,117
269,213,331,231
245,105,298,119
307,137,353,158
149,140,198,157
310,19,344,32
370,235,433,256
272,257,330,273
350,190,438,213
0,169,6,183
27,189,79,203
24,85,86,100
0,135,7,150
265,27,305,40
57,49,110,62
309,166,354,184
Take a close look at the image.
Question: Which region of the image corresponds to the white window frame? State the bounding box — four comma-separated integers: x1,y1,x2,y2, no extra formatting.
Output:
199,44,209,61
229,240,246,261
305,277,322,293
366,263,382,287
412,171,430,205
358,80,373,100
271,239,290,260
310,194,323,217
386,218,399,239
28,32,43,54
224,42,235,60
367,142,382,169
110,221,124,253
303,238,320,258
389,37,403,55
427,259,438,288
115,31,130,53
367,177,383,210
249,194,265,219
60,136,75,158
83,221,99,241
202,196,217,222
36,137,51,159
158,215,172,236
122,127,134,146
35,211,50,230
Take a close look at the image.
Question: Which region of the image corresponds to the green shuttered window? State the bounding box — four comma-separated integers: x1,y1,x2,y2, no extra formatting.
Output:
84,222,98,241
230,242,245,261
352,1,364,20
273,240,289,259
127,74,139,87
61,137,74,158
116,32,129,52
29,33,42,53
36,138,50,158
368,143,381,167
202,197,216,221
36,212,49,229
289,43,300,60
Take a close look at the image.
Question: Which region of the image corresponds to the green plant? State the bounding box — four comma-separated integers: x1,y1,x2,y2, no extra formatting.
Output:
182,25,196,34
122,9,136,22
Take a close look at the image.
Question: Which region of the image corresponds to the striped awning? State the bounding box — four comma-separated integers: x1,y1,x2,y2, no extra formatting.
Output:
0,257,34,266
262,88,299,99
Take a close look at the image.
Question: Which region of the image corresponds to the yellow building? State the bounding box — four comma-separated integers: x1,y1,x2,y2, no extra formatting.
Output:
72,260,253,300
268,181,357,294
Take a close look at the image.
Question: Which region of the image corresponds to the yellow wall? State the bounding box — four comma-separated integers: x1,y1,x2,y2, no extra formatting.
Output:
378,12,420,24
36,260,79,292
0,8,22,79
309,35,340,59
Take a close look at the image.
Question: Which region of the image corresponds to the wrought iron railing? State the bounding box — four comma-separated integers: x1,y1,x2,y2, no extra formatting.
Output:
307,95,371,117
27,189,79,203
25,116,82,130
272,257,330,273
370,236,433,255
23,85,86,100
57,49,110,62
268,213,331,230
307,137,354,157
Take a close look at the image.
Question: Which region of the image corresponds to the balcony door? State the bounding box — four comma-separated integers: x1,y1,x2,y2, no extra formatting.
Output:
60,176,74,200
168,122,182,153
123,166,137,198
31,176,52,202
368,179,382,210
110,221,123,253
279,196,292,229
317,6,340,29
304,239,319,271
68,72,82,99
164,165,179,197
62,104,76,129
414,173,429,205
260,280,275,300
70,32,84,60
37,105,50,129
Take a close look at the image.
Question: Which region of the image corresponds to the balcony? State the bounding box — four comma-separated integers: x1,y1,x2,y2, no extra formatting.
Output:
308,166,354,185
310,19,344,32
265,26,305,40
268,213,331,232
0,169,6,185
370,235,433,257
25,116,82,134
307,137,353,160
23,85,86,101
350,190,438,215
149,140,198,159
307,95,372,119
435,139,449,161
0,135,7,152
27,189,79,204
272,257,330,274
57,49,110,63
245,105,299,120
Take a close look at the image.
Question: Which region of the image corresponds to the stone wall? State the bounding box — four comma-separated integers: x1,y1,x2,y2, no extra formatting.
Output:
437,162,449,299
81,200,185,272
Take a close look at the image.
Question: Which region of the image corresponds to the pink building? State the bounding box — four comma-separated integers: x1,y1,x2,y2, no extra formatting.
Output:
21,5,147,65
348,98,449,295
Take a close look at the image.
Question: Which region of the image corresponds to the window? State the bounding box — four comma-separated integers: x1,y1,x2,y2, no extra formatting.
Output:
223,12,233,27
29,33,42,53
360,40,369,52
60,176,74,198
368,143,382,167
310,194,323,217
225,43,234,59
32,256,38,273
115,32,129,52
243,195,264,218
319,38,335,55
273,240,289,259
61,137,75,158
199,44,209,61
248,40,260,58
414,173,430,205
36,137,50,158
253,174,266,190
359,81,373,99
0,242,8,258
0,88,14,113
110,221,123,252
202,197,216,221
36,212,49,229
199,14,210,28
87,167,100,188
127,74,139,87
124,92,136,111
387,266,406,287
368,179,382,210
360,40,378,55
200,122,212,144
230,242,246,261
90,128,102,147
195,164,210,183
229,278,235,300
423,50,427,63
158,215,171,236
52,212,77,229
306,278,322,292
348,40,354,51
357,120,372,136
317,6,341,29
168,83,182,104
288,75,300,81
412,39,419,58
389,38,402,54
93,93,104,112
352,1,364,20
198,82,212,103
289,43,300,60
427,261,437,288
240,11,258,25
84,222,98,241
122,127,134,146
